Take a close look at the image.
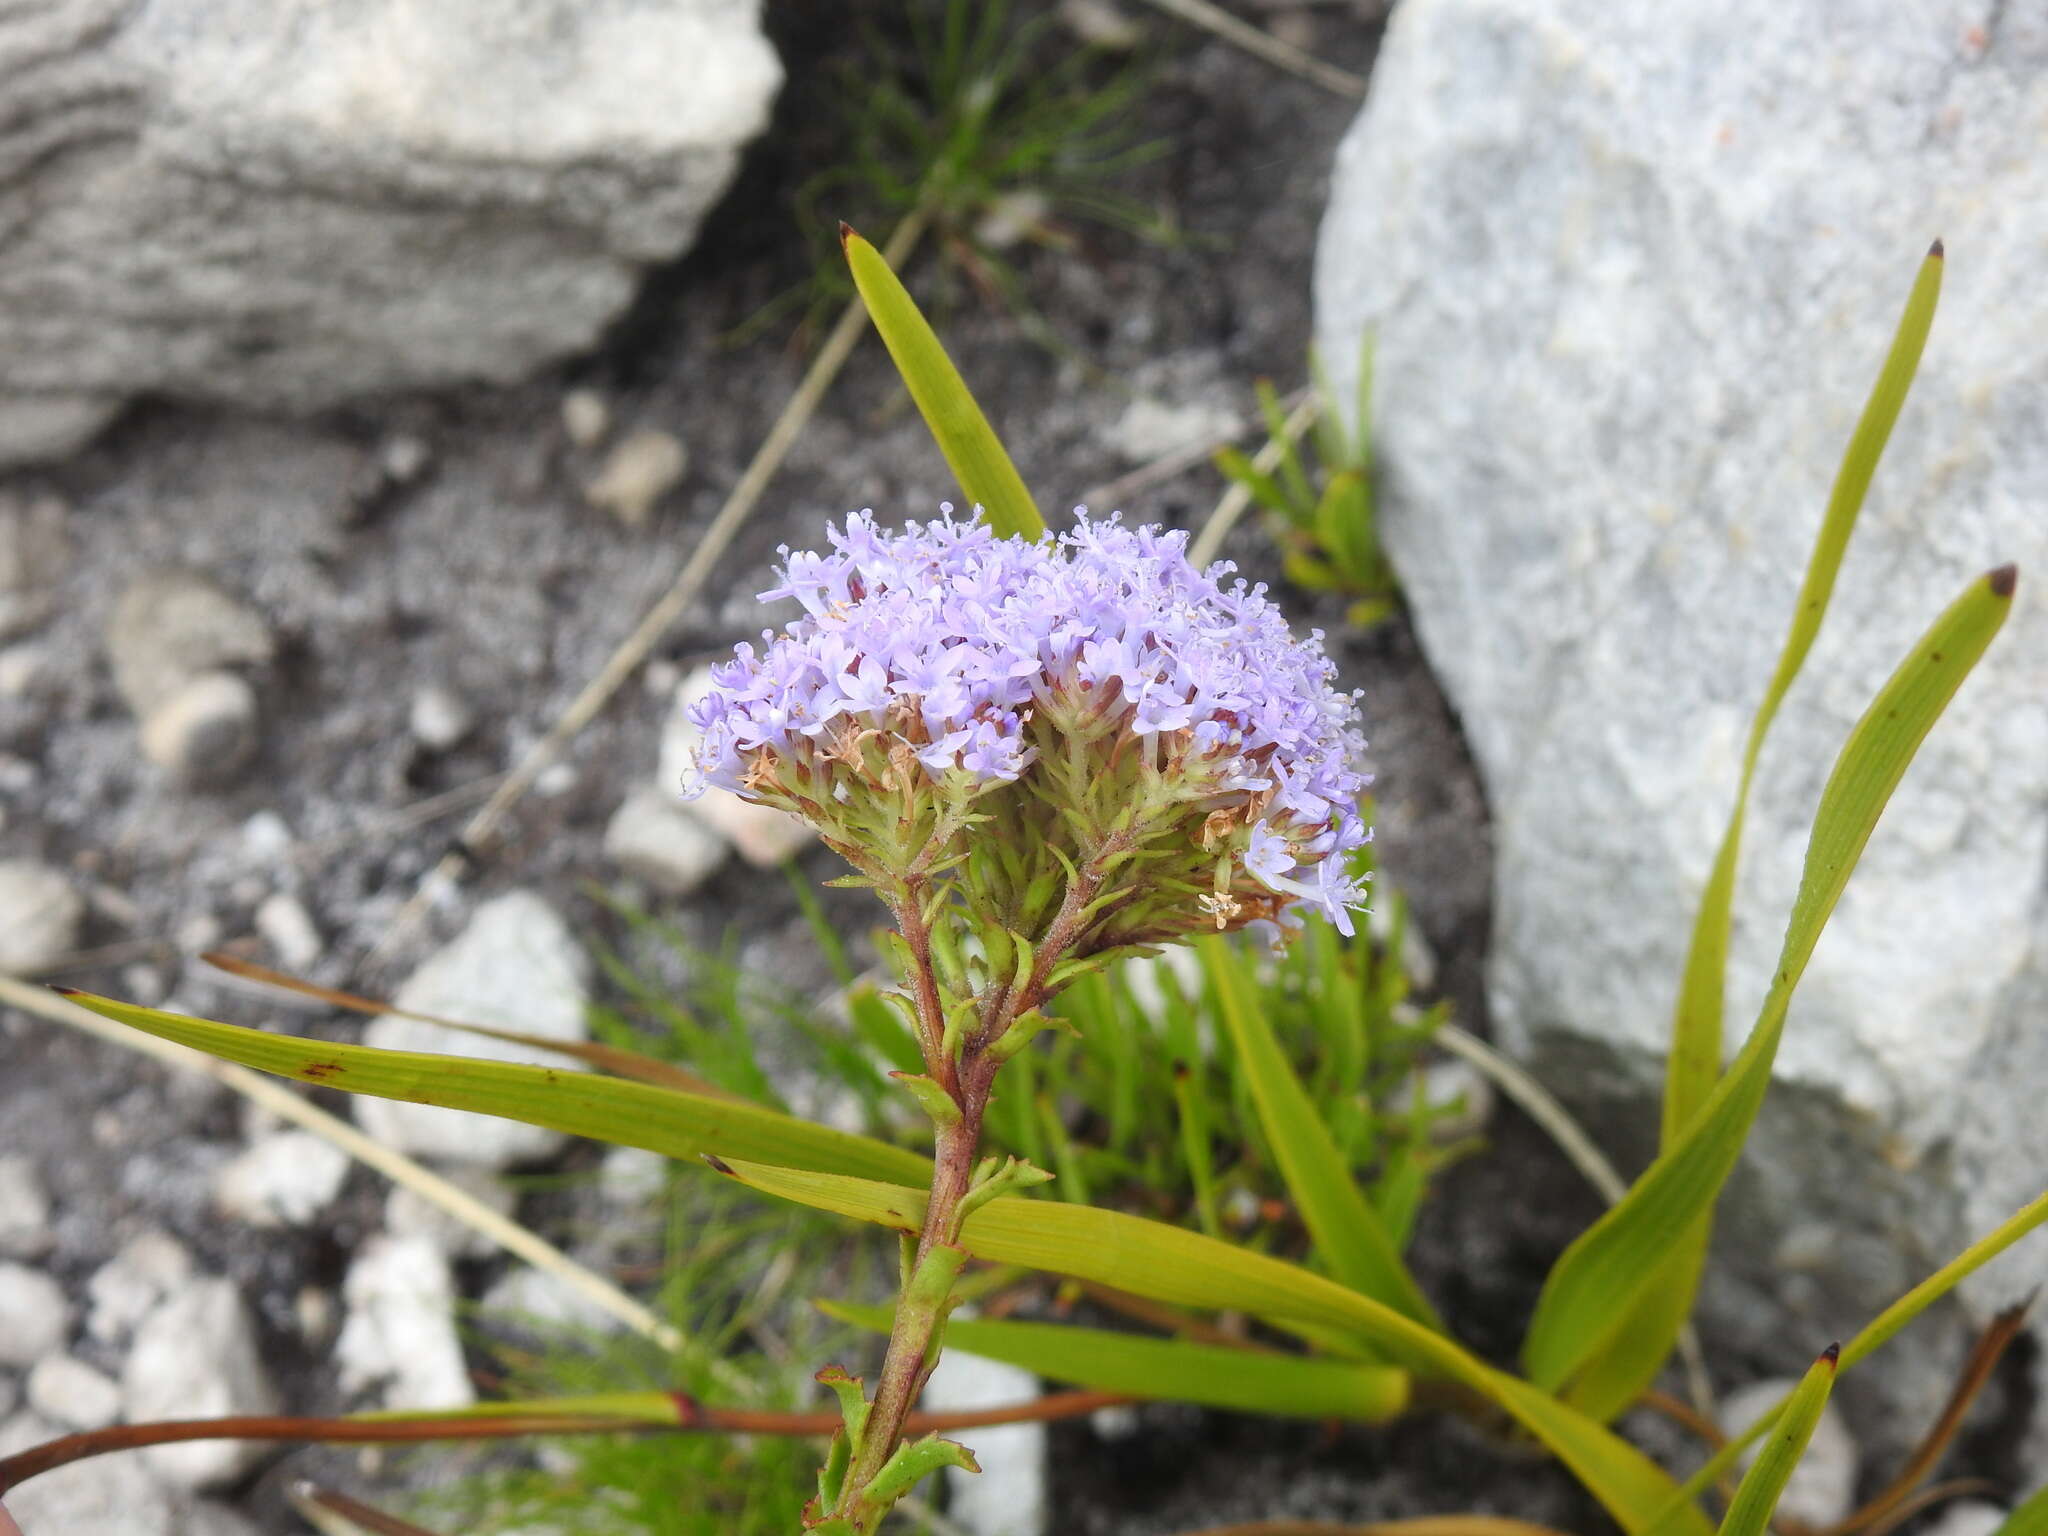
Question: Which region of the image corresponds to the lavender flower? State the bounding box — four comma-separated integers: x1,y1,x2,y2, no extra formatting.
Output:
683,506,1370,943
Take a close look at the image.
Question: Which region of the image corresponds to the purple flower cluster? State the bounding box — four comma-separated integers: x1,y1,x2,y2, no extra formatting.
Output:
683,507,1371,931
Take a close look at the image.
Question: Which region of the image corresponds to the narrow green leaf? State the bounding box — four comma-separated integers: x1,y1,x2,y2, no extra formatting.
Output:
842,224,1042,541
1523,563,2013,1394
1991,1482,2048,1536
1664,242,1946,1147
718,1159,1709,1536
1200,936,1441,1330
1717,1346,1839,1536
56,991,931,1186
1575,244,1948,1422
1650,1186,2048,1534
824,1303,1409,1423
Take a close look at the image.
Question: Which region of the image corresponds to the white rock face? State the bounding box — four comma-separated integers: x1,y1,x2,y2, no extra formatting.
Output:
1721,1378,1859,1529
384,1165,517,1262
1315,0,2048,1419
0,0,782,466
0,859,84,974
604,785,729,895
26,1353,122,1431
86,1229,194,1344
123,1278,280,1489
211,1129,351,1228
0,1262,70,1367
920,1344,1047,1536
355,890,593,1166
0,1154,52,1258
335,1234,474,1410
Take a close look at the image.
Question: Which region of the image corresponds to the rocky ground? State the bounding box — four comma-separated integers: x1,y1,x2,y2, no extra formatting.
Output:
0,3,2002,1533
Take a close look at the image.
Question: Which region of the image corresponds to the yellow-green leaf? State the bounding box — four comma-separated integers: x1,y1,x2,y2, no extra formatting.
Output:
1649,1187,2048,1535
1577,244,1949,1427
842,225,1042,541
1524,564,2014,1395
718,1159,1708,1536
56,990,930,1186
1716,1346,1839,1536
824,1303,1409,1423
1200,935,1440,1330
1991,1482,2048,1536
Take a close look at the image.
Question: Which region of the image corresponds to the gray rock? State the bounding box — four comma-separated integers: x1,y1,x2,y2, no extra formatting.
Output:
138,670,261,789
104,571,273,719
408,683,476,752
25,1353,121,1431
122,1278,280,1489
334,1234,473,1410
0,859,84,975
585,427,687,529
480,1264,621,1339
211,1129,350,1228
920,1342,1046,1536
603,786,729,895
253,890,322,970
0,1263,70,1367
1919,1503,2011,1536
0,1409,176,1536
0,493,68,641
1315,0,2048,1427
178,1502,264,1536
0,1373,15,1419
561,388,612,450
0,0,783,467
383,1164,517,1262
86,1229,194,1344
354,890,592,1166
0,1155,51,1259
1720,1378,1858,1529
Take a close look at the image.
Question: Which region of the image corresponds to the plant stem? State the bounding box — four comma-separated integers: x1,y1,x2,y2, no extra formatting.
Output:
834,1046,997,1528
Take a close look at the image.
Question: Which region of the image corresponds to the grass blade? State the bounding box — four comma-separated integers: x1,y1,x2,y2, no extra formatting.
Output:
1200,936,1440,1329
842,223,1043,541
1992,1484,2048,1536
1717,1346,1839,1536
1649,1187,2048,1535
1570,244,1950,1427
55,990,930,1185
1523,565,2014,1395
1664,241,1945,1146
715,1159,1710,1536
823,1303,1409,1422
201,950,733,1099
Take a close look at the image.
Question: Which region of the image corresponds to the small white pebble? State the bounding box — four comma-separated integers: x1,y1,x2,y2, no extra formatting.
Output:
585,428,687,529
561,388,611,449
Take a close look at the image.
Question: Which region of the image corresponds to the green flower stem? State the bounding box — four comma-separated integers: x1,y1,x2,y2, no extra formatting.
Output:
826,845,1121,1531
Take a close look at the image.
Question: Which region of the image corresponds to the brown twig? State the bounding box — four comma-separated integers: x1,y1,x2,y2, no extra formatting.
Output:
0,1391,1129,1495
1816,1301,2032,1536
292,1483,447,1536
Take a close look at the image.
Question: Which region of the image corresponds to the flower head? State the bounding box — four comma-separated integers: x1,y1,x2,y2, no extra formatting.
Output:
684,507,1370,947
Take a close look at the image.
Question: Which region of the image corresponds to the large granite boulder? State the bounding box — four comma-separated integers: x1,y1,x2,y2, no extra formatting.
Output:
0,0,781,464
1315,0,2046,1436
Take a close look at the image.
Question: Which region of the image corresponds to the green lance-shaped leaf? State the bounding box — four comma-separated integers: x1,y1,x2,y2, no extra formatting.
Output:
1716,1345,1840,1536
842,224,1043,542
1522,564,2014,1396
55,990,930,1186
824,1302,1410,1423
1648,1186,2048,1536
1570,242,1949,1426
1992,1482,2048,1536
1199,935,1441,1331
715,1158,1709,1536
